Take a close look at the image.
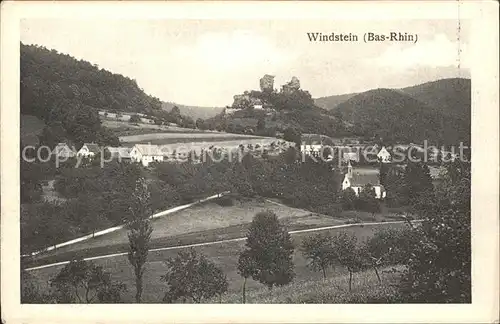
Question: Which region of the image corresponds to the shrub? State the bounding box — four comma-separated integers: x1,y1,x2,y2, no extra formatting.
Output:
215,195,234,207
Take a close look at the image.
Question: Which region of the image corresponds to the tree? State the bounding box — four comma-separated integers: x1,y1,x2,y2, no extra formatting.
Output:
403,161,434,206
127,177,153,303
22,270,53,303
399,161,471,302
237,250,256,303
50,259,126,303
301,234,335,279
364,227,418,283
357,184,381,217
256,116,266,131
195,118,206,130
240,211,295,289
340,187,357,210
129,114,141,123
170,106,181,120
283,127,302,149
161,248,228,303
330,232,367,292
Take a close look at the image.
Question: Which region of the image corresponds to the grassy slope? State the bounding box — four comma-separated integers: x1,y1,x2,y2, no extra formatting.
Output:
217,265,404,304
25,199,324,266
28,221,408,303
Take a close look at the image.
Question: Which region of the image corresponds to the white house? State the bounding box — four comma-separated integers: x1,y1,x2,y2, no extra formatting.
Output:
342,151,360,162
129,144,165,167
77,143,100,159
301,134,336,157
52,143,76,159
377,146,391,163
341,161,386,199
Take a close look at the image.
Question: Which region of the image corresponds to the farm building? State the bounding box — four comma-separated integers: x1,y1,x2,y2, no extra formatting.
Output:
129,144,165,167
52,143,76,159
77,143,100,158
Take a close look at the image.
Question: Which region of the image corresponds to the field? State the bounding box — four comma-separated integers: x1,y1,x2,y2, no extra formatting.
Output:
119,132,269,143
25,198,335,266
118,133,290,156
102,119,214,136
27,222,407,303
25,198,409,303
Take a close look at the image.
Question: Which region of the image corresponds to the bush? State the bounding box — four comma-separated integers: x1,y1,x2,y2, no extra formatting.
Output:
215,195,234,207
129,114,141,123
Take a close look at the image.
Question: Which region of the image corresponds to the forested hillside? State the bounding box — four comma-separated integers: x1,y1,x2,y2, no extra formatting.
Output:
314,93,358,110
20,43,162,147
162,102,224,120
328,79,471,146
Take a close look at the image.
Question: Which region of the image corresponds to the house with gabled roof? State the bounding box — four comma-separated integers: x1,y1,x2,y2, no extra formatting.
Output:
52,143,76,159
301,134,336,158
129,144,165,167
77,143,101,158
377,146,391,163
341,161,386,199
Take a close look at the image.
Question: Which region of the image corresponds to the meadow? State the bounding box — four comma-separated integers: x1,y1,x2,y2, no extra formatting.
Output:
25,198,334,266
27,221,407,303
102,119,214,136
25,197,409,303
118,131,269,143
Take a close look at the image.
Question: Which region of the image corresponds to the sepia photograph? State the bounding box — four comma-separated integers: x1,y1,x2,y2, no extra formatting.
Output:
1,1,499,323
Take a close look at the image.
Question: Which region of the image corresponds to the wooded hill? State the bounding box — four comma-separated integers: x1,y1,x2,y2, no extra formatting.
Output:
316,78,471,146
205,88,350,138
161,102,224,120
20,43,163,147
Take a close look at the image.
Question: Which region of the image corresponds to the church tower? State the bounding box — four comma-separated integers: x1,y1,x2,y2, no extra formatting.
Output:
347,160,353,179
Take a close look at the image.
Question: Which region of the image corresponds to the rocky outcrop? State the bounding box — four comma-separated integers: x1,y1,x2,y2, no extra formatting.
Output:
260,74,275,92
281,76,301,94
232,93,251,109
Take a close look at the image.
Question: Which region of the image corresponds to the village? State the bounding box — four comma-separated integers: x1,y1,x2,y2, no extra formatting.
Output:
49,128,454,202
16,16,474,308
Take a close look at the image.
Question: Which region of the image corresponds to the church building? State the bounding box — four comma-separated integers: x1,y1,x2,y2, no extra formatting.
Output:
341,161,386,199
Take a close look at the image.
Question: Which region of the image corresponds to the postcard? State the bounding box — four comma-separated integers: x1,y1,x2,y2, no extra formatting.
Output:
1,1,498,323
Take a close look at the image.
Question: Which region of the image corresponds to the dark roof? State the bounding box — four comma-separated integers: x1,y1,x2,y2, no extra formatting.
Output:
349,172,380,186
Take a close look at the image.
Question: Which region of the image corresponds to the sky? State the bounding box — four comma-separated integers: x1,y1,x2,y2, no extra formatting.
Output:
21,19,470,107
